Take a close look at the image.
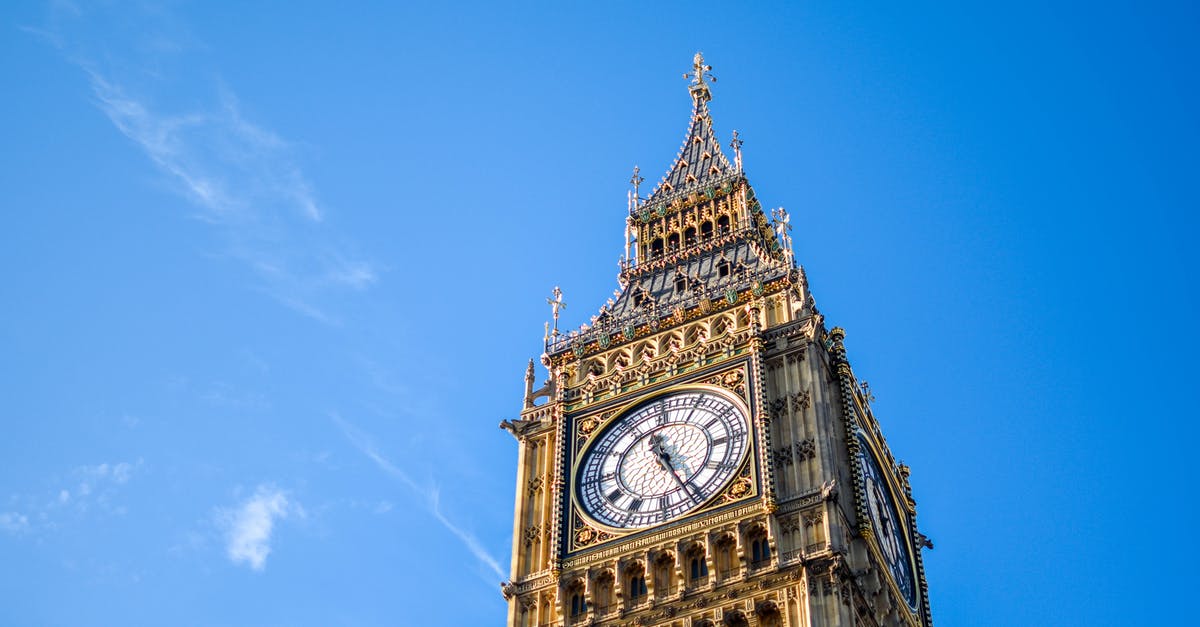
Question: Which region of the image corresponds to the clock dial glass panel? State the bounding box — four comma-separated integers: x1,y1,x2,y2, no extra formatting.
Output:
576,389,749,529
857,432,917,609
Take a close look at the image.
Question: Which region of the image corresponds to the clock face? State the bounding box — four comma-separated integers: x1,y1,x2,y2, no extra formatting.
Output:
857,432,917,609
575,389,749,530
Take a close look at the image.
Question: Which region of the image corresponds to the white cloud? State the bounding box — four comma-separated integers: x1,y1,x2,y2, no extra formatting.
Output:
333,415,506,581
0,512,29,535
218,485,299,571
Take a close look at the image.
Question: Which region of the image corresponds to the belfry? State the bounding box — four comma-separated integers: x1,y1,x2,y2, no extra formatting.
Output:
501,53,933,627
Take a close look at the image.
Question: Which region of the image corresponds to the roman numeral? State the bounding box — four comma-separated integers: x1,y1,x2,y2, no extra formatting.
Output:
607,489,622,503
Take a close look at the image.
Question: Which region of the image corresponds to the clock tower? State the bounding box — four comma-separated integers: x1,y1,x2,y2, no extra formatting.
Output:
501,54,933,627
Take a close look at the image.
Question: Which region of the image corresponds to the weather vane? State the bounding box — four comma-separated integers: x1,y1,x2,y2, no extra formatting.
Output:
684,51,716,102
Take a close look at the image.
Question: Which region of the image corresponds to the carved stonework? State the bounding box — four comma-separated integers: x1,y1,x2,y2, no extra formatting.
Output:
705,367,747,398
524,524,541,546
527,475,544,495
791,390,811,412
794,439,816,462
724,477,753,502
773,446,793,469
779,515,801,534
802,510,824,527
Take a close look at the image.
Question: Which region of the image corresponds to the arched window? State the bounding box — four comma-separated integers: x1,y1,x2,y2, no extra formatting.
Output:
715,534,737,581
593,571,614,616
653,553,674,597
650,238,664,258
717,215,731,235
686,545,708,586
667,233,680,252
684,226,697,246
566,580,587,622
674,274,687,294
701,221,713,240
626,565,648,606
748,526,771,569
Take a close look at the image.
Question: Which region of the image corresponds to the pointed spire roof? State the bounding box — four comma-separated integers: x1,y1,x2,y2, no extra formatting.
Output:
646,52,737,204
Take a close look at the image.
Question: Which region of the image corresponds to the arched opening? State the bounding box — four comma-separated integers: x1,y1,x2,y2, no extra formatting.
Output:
593,571,614,616
717,215,731,235
674,273,687,294
653,553,675,597
748,525,771,569
625,564,648,608
701,221,713,240
757,601,783,627
715,534,737,581
650,238,664,258
684,226,697,246
686,544,709,587
667,233,680,252
565,579,587,624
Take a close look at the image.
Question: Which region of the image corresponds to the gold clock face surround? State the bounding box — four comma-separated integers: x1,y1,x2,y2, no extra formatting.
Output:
574,386,751,530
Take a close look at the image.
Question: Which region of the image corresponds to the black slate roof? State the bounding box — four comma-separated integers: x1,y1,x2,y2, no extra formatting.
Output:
646,99,736,204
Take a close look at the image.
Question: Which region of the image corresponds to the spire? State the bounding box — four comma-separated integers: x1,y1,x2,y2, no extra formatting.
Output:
646,52,736,204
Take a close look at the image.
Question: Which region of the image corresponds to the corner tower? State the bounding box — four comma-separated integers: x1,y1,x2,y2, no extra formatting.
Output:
501,53,933,627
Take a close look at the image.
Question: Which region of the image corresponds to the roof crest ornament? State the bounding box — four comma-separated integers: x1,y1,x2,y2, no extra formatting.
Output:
730,130,744,171
547,286,566,338
683,51,716,103
630,165,644,203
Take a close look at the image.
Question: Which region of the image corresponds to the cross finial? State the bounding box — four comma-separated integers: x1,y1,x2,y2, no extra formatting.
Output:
730,130,744,170
683,51,716,102
630,165,644,201
547,286,567,336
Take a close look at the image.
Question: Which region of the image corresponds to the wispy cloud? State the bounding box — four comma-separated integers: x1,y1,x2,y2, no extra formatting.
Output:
332,415,506,581
84,74,375,322
217,485,300,571
30,4,377,323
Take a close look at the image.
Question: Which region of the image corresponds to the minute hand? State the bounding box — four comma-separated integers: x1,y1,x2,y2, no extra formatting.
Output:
649,436,701,503
665,463,701,503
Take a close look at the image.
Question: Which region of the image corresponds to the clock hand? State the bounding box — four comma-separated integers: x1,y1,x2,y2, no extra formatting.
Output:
649,434,700,503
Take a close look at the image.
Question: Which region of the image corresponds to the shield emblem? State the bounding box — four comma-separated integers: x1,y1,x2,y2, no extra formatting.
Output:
725,288,738,304
623,324,635,340
598,333,611,349
752,281,765,297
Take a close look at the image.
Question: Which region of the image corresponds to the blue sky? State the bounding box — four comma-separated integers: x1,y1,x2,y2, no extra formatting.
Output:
1,2,1197,625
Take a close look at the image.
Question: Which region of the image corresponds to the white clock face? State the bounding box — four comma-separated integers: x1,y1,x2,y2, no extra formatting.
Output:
857,432,917,609
576,389,749,529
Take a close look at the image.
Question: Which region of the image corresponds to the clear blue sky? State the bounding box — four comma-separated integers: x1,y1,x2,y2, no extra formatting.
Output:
1,2,1197,625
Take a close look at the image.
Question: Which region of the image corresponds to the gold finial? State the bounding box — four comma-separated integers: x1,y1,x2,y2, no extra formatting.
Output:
730,130,744,170
683,51,716,102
